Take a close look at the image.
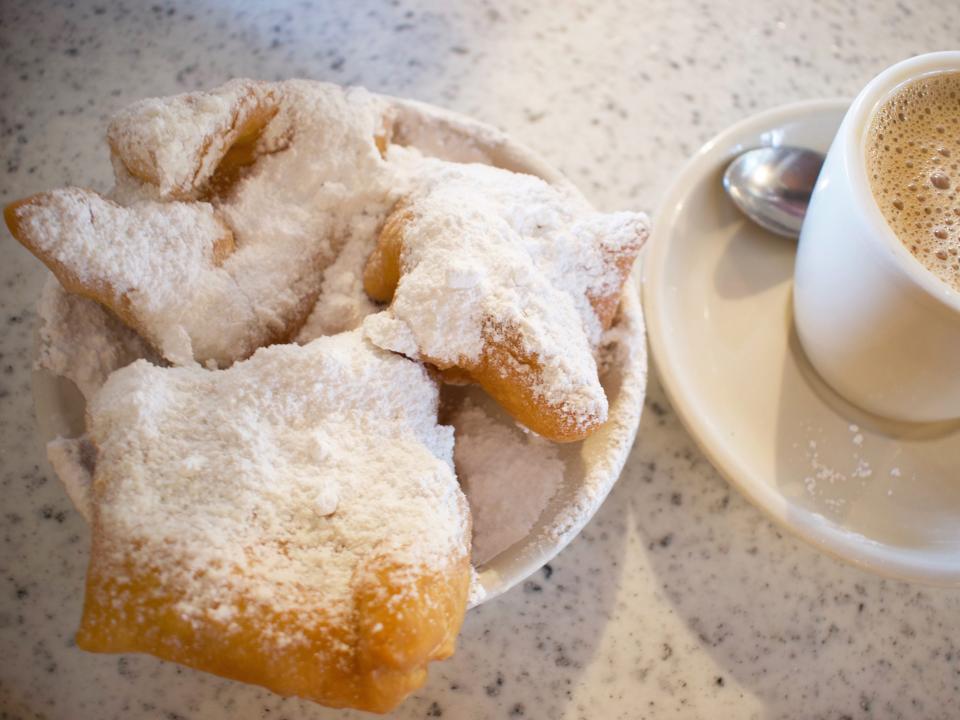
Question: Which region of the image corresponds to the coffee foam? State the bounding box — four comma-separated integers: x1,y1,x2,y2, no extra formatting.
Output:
866,71,960,292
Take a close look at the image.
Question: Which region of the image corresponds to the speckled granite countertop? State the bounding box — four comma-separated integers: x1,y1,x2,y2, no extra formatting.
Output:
2,1,959,719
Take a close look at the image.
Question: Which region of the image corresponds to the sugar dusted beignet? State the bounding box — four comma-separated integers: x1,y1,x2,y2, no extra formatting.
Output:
5,79,398,367
363,162,648,442
6,189,249,366
77,329,471,713
106,79,284,201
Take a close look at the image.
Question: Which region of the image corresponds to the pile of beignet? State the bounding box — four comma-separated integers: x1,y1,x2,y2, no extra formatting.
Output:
5,79,648,713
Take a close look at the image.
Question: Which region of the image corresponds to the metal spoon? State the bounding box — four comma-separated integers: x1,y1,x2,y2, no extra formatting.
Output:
722,146,825,238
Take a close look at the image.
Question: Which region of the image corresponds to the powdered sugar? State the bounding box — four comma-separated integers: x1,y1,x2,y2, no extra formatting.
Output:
361,160,647,430
799,428,894,513
14,188,250,366
36,275,155,400
87,329,468,641
213,82,398,352
451,401,563,565
107,79,281,200
12,81,410,367
296,230,382,341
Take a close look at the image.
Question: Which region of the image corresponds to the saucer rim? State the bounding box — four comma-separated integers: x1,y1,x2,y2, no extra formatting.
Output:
643,98,960,587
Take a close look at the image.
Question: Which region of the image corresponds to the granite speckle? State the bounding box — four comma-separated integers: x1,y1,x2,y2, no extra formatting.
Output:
3,1,960,719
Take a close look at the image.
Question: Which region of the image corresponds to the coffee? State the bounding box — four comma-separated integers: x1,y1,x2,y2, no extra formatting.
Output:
866,71,960,292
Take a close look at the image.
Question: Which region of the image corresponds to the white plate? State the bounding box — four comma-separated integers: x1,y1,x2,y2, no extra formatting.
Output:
643,99,960,586
31,95,649,606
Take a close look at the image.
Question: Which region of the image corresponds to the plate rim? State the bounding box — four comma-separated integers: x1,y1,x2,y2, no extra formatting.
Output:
642,98,960,587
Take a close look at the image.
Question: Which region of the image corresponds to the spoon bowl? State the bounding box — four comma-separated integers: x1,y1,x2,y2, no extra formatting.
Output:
723,146,825,238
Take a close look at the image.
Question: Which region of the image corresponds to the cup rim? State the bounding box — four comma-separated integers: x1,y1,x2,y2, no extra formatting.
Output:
843,50,960,313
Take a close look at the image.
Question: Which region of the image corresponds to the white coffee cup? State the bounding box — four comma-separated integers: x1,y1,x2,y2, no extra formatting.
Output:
794,51,960,423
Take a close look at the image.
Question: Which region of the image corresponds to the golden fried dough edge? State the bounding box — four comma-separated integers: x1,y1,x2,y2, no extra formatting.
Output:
76,539,471,713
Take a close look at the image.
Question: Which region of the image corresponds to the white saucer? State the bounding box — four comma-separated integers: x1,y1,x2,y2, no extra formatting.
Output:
643,99,960,586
